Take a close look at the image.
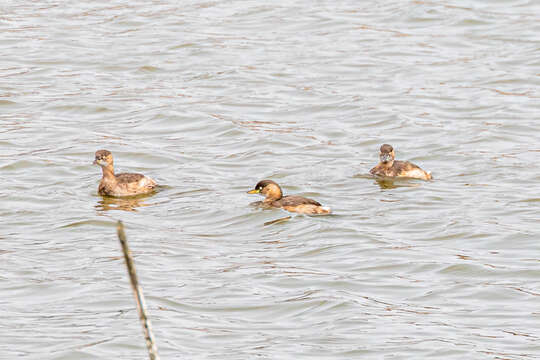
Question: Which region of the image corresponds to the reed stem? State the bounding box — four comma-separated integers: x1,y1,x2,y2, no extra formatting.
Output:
263,216,292,226
116,221,160,360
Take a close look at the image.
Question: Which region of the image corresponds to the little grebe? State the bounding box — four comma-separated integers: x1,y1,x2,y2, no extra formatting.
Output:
370,144,432,180
247,180,331,215
94,150,157,197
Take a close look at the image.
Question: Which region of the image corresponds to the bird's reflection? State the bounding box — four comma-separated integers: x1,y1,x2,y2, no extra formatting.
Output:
354,173,421,189
96,194,154,212
249,200,275,209
374,177,421,189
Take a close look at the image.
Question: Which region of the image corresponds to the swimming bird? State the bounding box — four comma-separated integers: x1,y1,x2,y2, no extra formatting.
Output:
94,150,157,197
370,144,432,180
247,180,331,215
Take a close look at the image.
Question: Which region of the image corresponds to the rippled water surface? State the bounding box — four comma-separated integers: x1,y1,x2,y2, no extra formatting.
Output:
2,1,540,359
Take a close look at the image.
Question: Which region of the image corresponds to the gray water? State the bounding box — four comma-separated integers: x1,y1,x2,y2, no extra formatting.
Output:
1,1,539,359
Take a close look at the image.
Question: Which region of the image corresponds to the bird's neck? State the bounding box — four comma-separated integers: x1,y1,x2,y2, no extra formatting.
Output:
264,184,283,201
101,164,116,180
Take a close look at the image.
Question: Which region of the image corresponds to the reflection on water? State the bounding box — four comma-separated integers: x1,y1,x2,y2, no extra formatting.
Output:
374,178,422,189
249,200,264,207
2,1,540,359
354,173,423,189
95,194,155,212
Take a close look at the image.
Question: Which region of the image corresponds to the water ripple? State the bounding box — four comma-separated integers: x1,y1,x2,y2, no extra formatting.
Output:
1,1,539,359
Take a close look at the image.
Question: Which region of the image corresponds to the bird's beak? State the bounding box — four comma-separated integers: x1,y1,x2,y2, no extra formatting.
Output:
247,189,260,194
93,159,98,165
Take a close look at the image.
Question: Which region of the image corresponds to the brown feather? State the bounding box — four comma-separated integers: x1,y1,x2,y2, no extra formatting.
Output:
95,150,158,197
115,173,146,184
273,195,322,207
370,160,431,180
249,179,330,215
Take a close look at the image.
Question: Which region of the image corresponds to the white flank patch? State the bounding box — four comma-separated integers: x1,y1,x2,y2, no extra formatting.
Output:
140,177,154,187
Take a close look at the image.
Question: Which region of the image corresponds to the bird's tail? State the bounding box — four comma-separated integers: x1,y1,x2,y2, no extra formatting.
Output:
317,206,331,214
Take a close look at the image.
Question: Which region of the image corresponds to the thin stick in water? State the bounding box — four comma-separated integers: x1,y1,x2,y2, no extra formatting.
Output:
264,216,292,226
116,220,160,360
